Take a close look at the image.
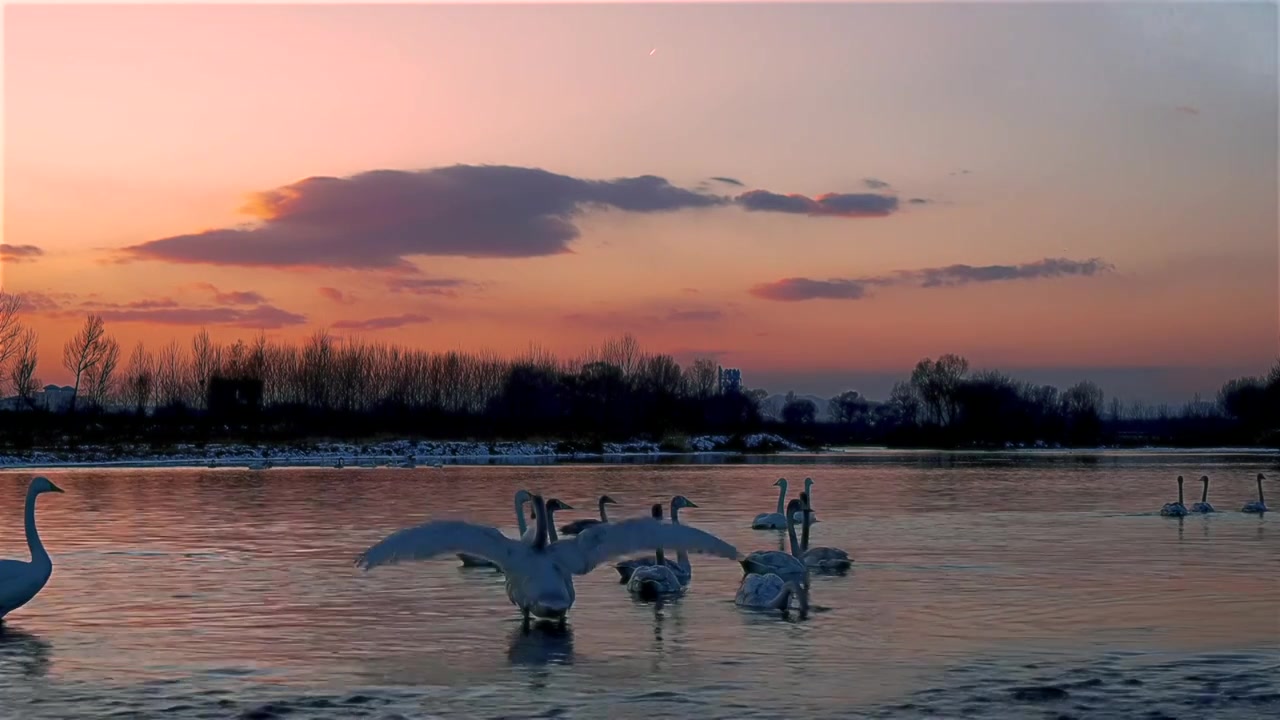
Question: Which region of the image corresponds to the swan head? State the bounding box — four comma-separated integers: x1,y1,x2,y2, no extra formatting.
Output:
29,476,64,495
545,498,573,513
773,477,786,488
803,477,813,489
1259,473,1267,481
785,498,804,518
671,495,698,510
798,491,814,513
650,503,664,519
599,495,619,506
1176,475,1183,485
1200,475,1209,483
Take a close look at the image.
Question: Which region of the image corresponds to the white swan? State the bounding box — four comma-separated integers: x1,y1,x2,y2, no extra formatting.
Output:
1189,475,1215,513
458,489,533,568
735,572,807,615
751,478,789,529
626,504,684,599
741,498,809,584
790,477,819,523
1241,473,1268,513
615,495,699,586
559,495,619,537
1159,476,1189,517
798,491,851,572
0,477,64,621
356,494,740,626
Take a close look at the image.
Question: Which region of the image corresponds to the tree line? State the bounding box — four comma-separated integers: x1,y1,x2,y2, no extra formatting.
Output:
0,292,1276,449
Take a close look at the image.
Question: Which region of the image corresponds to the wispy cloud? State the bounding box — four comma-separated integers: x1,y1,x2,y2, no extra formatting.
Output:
0,244,44,263
709,176,744,186
117,164,922,271
1175,105,1201,116
331,313,432,330
318,287,357,304
750,257,1114,301
13,291,64,313
863,178,891,190
95,305,307,328
735,190,898,217
665,309,724,322
193,282,268,305
83,298,181,310
384,276,475,297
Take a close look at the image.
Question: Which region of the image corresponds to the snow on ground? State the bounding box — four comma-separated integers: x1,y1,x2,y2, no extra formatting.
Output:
0,434,804,470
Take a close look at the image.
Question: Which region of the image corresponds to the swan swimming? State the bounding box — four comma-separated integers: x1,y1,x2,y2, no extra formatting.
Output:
751,478,790,529
735,572,808,616
356,493,740,627
790,477,819,524
0,477,64,621
559,495,619,537
1189,475,1215,514
1241,473,1268,513
740,498,810,584
1159,476,1189,517
615,495,699,586
798,491,852,572
626,504,685,600
458,489,534,568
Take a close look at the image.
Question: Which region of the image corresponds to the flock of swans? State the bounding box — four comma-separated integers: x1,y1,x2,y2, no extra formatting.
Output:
356,477,850,626
1,471,1271,629
1159,473,1269,516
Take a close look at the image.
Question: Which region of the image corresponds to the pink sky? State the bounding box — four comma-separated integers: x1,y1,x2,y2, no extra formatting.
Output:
2,1,1276,401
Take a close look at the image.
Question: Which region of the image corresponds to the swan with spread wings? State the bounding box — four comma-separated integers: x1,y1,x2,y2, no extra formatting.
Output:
355,493,740,627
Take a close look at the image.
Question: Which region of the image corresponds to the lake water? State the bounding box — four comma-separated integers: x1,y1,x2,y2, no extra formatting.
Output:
1,451,1278,719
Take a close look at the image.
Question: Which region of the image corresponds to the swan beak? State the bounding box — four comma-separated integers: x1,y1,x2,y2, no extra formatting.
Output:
685,500,700,508
773,479,784,486
50,483,65,493
602,496,618,505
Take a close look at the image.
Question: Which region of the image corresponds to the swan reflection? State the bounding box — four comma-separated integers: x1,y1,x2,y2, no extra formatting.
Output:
0,625,51,679
506,622,574,668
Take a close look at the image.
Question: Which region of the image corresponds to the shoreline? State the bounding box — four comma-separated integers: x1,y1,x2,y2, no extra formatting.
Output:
0,433,806,471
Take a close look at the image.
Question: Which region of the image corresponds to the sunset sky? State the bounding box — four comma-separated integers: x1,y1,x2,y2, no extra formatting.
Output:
2,1,1276,402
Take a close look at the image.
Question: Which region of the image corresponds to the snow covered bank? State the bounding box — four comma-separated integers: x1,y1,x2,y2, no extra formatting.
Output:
0,434,805,470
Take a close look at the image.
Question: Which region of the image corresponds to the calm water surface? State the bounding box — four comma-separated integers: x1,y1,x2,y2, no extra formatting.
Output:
1,451,1278,719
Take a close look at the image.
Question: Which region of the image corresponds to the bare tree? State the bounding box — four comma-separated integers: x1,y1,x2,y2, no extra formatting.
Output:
190,328,221,409
0,292,25,378
61,313,109,413
84,336,121,409
8,327,39,408
156,339,188,408
684,358,719,399
123,341,156,415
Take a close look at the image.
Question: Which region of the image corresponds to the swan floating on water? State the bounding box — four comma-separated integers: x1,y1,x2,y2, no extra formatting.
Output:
559,495,619,537
626,504,685,600
1189,475,1215,514
615,495,699,586
458,489,534,568
1241,473,1268,514
790,477,819,524
356,493,740,626
751,478,790,529
741,498,810,584
0,477,64,621
1159,476,1189,517
735,572,807,616
798,491,852,572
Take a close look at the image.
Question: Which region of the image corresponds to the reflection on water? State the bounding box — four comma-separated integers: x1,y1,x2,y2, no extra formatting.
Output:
0,452,1277,718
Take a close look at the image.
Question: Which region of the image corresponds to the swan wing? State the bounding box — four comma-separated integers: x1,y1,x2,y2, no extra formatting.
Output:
356,521,525,571
550,518,738,575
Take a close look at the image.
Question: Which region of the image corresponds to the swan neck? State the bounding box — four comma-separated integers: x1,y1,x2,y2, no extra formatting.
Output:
1259,478,1265,504
1177,483,1184,505
598,497,609,522
800,504,811,552
515,493,528,535
547,509,559,543
670,501,690,571
1201,480,1208,503
25,487,49,563
785,512,800,556
775,482,787,514
532,497,549,549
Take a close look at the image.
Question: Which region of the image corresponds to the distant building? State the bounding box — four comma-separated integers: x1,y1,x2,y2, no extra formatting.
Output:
0,384,76,412
718,367,742,394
